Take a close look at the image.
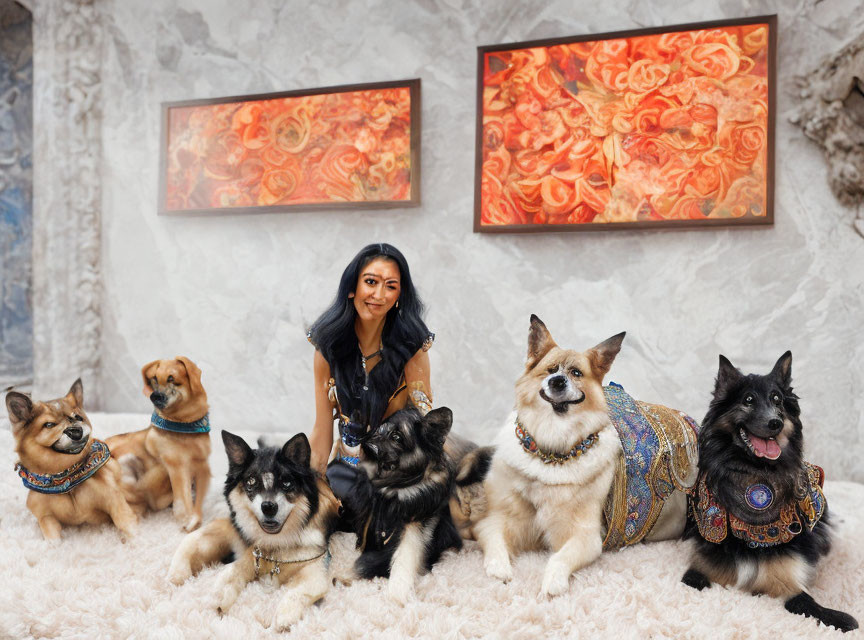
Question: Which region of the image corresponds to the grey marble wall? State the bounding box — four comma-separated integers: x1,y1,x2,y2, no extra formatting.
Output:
0,1,33,389
33,0,864,480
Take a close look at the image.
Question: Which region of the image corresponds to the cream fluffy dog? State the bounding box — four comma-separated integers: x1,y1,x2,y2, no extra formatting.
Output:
469,316,687,597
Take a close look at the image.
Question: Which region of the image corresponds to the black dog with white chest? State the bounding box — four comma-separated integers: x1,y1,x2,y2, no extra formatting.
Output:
683,352,857,632
352,406,462,603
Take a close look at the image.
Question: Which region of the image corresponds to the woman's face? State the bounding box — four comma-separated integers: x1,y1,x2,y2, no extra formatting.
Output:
352,257,401,323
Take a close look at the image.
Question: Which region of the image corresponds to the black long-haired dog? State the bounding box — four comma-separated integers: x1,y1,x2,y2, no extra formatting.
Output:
351,406,462,604
682,352,857,632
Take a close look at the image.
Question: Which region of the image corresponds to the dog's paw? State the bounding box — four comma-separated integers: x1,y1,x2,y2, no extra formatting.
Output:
681,568,711,591
167,559,192,585
273,602,305,631
387,574,414,605
540,563,571,598
331,567,356,587
214,584,239,616
484,556,513,583
183,514,201,532
172,502,187,520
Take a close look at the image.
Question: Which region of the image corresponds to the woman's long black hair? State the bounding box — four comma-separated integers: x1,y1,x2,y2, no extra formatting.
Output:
308,243,430,429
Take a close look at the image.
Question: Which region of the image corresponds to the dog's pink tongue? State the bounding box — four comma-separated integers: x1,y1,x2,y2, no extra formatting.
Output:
750,435,781,460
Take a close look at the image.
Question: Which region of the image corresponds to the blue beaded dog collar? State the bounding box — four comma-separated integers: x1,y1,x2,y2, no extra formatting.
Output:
15,439,111,494
151,411,211,434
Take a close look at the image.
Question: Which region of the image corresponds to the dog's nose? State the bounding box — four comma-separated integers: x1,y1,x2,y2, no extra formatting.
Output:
65,426,84,441
768,418,783,433
261,501,278,518
366,442,379,456
150,392,168,408
548,375,567,392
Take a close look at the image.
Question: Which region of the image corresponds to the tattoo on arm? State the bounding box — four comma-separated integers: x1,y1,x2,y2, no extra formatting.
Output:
408,381,433,416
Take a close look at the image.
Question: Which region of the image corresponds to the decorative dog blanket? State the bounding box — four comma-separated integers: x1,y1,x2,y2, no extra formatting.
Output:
602,382,700,550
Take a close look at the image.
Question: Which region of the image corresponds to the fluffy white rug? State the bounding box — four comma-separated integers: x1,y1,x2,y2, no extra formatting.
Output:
1,414,861,640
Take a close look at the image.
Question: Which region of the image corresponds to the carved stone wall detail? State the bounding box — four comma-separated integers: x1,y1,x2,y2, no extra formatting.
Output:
791,35,864,237
31,0,104,402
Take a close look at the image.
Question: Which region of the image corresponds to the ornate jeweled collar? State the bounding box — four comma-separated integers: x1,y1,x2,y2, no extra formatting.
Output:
151,411,211,434
15,439,111,494
252,546,329,577
691,462,826,549
514,419,599,465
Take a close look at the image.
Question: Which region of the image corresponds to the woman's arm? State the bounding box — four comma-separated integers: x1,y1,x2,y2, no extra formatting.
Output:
309,350,336,473
404,348,433,415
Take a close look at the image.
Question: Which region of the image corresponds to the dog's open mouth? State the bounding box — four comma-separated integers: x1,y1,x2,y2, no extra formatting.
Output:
52,441,88,455
258,519,285,534
739,428,781,461
539,389,584,414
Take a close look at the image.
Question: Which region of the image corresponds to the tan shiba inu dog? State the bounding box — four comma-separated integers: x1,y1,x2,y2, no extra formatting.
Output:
6,380,138,540
107,357,211,531
462,316,690,596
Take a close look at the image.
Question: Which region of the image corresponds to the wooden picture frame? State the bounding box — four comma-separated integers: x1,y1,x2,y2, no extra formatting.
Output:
474,16,776,233
159,79,421,215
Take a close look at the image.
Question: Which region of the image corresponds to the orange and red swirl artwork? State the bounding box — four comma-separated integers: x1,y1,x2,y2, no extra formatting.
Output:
478,22,773,229
163,84,415,212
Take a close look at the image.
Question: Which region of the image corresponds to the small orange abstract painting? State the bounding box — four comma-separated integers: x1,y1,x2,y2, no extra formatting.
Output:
160,80,420,214
475,17,775,232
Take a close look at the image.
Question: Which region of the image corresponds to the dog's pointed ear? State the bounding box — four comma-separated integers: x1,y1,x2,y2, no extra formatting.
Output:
222,431,253,468
6,391,33,432
526,315,557,369
141,359,160,396
716,355,742,391
589,332,625,379
175,356,205,397
422,406,452,448
65,378,84,408
281,433,311,468
770,351,793,387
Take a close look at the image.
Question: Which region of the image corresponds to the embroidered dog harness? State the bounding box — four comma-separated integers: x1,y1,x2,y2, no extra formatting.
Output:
150,411,211,434
14,439,111,494
691,462,826,548
602,382,701,550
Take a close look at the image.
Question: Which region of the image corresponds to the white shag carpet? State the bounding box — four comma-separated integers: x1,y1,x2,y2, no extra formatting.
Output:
1,413,862,640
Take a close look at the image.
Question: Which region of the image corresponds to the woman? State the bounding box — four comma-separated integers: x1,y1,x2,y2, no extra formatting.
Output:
307,244,434,515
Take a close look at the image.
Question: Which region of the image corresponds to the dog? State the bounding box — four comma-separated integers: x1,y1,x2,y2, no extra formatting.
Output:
455,315,697,597
682,353,858,632
340,406,463,604
106,356,211,531
6,380,138,540
168,431,339,631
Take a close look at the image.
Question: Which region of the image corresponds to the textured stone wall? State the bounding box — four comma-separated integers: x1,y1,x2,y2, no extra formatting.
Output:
31,0,104,404
30,0,864,480
0,1,33,389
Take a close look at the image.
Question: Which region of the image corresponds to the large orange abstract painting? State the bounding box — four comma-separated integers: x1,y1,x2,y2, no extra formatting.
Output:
160,79,420,214
475,17,775,233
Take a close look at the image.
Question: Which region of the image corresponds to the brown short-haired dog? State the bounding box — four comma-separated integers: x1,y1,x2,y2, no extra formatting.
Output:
6,380,138,540
107,357,211,531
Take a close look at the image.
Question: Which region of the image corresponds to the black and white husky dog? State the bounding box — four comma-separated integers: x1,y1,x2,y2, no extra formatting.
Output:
350,406,462,603
168,431,339,631
683,352,858,632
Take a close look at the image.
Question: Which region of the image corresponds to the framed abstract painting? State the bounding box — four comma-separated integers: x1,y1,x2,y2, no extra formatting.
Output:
159,79,420,215
474,16,776,233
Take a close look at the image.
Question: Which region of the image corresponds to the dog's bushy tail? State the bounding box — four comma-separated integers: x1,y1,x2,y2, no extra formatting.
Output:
454,446,494,488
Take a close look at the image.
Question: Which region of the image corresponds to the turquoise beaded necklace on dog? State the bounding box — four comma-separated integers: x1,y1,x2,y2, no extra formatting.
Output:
150,412,211,434
14,439,111,494
514,419,599,464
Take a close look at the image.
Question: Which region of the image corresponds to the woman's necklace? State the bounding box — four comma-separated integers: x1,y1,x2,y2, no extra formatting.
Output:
359,342,383,391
